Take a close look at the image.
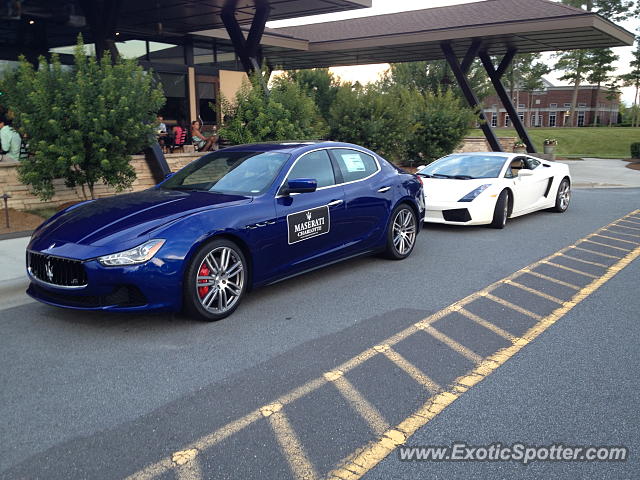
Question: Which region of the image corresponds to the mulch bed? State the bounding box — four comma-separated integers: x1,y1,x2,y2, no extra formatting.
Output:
0,208,46,235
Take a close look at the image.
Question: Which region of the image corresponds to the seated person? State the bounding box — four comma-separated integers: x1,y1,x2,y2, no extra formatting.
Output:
0,115,22,161
191,120,215,152
509,159,524,177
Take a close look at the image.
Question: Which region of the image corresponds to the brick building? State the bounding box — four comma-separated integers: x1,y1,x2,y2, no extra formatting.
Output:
482,79,620,128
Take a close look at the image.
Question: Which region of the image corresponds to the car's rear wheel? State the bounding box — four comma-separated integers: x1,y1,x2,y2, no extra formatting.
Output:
385,204,417,260
489,190,509,229
184,238,247,321
552,178,571,213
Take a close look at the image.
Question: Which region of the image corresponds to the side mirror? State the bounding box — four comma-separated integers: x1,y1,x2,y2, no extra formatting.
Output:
518,169,534,177
284,178,317,195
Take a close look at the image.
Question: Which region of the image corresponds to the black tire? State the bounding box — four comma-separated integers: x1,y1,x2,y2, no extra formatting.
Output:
489,190,509,229
184,238,248,321
384,204,417,260
552,178,571,213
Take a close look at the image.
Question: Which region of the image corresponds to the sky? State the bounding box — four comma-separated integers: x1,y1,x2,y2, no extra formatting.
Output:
267,0,639,106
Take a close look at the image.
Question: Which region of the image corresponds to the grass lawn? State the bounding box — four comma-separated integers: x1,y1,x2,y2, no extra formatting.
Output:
468,127,640,159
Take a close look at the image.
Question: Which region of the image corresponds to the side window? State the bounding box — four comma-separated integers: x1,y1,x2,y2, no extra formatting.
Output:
524,157,541,170
286,150,335,188
332,149,379,183
505,158,525,178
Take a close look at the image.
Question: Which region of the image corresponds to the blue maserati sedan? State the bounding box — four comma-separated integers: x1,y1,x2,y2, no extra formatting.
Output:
26,142,424,320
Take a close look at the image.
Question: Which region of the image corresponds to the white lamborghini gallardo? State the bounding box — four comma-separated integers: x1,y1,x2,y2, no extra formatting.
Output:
417,152,571,229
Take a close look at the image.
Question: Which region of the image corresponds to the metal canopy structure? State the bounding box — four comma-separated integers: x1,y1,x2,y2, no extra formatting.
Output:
262,0,634,152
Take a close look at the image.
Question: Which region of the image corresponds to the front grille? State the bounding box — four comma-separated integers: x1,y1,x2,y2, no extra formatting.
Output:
442,208,472,222
30,284,147,308
27,251,88,287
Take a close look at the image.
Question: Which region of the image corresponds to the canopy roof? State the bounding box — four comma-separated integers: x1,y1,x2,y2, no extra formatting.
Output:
263,0,635,69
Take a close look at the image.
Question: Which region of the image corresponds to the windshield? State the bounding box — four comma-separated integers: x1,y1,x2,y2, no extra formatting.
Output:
160,151,290,195
419,155,508,179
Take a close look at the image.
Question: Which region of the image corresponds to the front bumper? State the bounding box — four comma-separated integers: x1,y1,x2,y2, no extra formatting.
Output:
423,199,495,226
26,254,183,312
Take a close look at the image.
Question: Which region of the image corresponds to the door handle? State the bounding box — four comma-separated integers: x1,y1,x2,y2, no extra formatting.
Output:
377,186,391,193
328,199,343,207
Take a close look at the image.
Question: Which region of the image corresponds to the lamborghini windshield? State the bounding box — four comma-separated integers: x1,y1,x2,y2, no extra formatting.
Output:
161,151,290,195
419,154,508,179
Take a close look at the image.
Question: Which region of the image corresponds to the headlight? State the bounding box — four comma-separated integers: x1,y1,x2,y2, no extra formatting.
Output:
459,184,491,202
98,239,165,266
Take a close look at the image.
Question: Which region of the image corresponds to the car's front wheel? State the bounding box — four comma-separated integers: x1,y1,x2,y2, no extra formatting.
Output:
184,238,247,321
385,204,417,260
489,190,509,229
552,178,571,213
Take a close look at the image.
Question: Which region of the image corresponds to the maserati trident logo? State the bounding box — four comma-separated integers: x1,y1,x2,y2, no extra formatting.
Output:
306,211,312,221
45,260,54,282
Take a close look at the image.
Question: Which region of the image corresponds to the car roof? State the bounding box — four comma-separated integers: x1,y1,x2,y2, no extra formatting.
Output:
220,141,372,156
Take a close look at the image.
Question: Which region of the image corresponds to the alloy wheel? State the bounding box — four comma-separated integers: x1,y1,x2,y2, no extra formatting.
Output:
195,246,244,314
392,208,416,255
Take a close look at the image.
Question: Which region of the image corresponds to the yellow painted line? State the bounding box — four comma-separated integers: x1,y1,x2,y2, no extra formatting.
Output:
604,227,640,238
618,218,640,226
582,239,632,252
382,347,442,394
569,245,622,260
416,323,483,364
543,260,599,279
612,222,640,231
325,370,390,436
505,279,564,304
521,269,580,291
127,209,640,480
484,292,543,320
263,404,319,480
175,457,203,480
558,253,609,269
593,233,639,245
328,242,640,480
458,307,520,343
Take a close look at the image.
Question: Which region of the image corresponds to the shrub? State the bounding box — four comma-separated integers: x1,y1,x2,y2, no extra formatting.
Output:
218,74,327,144
631,142,640,159
0,35,165,200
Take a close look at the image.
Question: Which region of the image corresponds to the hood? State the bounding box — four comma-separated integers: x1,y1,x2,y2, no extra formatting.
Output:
422,178,495,202
32,189,251,247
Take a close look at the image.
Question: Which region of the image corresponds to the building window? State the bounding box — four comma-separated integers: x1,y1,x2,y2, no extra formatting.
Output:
491,113,497,127
578,102,587,108
518,113,524,123
549,112,557,127
505,114,510,127
531,114,542,127
518,104,526,109
563,103,571,108
577,112,585,126
535,99,541,105
550,103,558,108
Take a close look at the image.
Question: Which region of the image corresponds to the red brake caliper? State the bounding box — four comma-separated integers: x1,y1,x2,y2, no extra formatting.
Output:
198,264,210,299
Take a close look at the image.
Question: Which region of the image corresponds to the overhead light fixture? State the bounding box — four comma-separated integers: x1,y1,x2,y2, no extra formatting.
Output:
28,19,35,25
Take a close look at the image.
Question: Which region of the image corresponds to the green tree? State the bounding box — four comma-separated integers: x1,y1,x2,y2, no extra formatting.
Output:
621,39,640,127
386,60,491,102
604,78,622,126
0,36,164,200
586,48,619,125
284,68,340,122
561,0,636,22
514,54,551,127
219,74,327,144
553,49,593,127
328,82,415,163
409,89,477,162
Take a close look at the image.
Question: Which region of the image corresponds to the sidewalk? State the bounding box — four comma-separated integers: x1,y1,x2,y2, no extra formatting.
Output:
0,236,32,309
563,158,640,188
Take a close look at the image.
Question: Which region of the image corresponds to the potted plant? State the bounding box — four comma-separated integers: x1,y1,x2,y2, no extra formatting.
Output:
543,138,557,154
513,140,527,154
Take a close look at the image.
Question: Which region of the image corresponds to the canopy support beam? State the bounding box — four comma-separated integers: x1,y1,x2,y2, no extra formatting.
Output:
441,41,502,152
479,48,537,153
221,0,270,93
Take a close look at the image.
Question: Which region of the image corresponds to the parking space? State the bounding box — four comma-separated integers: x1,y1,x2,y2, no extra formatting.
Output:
0,192,638,480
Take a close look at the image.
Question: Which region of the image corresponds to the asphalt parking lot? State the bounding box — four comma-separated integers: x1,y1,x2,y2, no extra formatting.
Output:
0,187,638,479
